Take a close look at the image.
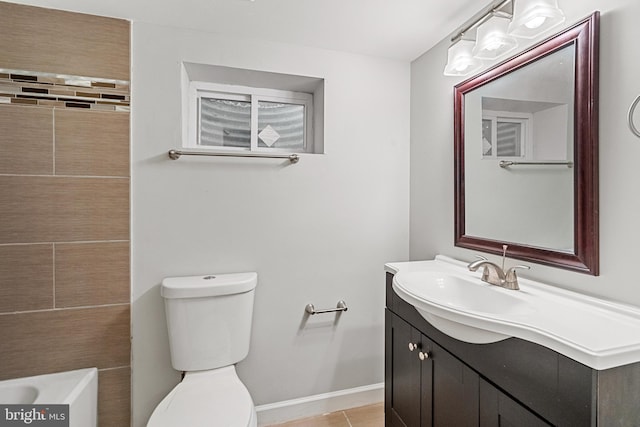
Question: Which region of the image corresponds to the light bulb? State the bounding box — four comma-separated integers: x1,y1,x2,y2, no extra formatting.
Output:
508,0,565,38
484,38,503,51
444,39,483,76
473,16,517,59
525,16,547,29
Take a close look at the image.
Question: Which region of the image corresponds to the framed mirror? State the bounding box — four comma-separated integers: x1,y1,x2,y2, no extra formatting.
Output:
454,12,599,275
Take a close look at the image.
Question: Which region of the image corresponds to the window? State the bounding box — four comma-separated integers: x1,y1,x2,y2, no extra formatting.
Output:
187,82,313,153
482,111,531,159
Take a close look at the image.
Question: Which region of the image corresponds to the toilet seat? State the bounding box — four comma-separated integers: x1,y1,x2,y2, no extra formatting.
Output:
147,366,256,427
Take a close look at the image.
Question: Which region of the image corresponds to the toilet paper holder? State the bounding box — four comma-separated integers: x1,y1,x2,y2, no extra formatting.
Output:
305,300,348,315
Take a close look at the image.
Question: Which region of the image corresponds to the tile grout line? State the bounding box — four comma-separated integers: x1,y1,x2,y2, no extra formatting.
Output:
0,173,130,179
52,242,56,309
0,302,130,317
0,240,130,247
52,107,55,175
343,410,353,427
265,404,384,427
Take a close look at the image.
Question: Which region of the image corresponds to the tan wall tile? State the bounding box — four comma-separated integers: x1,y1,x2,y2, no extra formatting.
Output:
0,3,131,422
0,105,53,175
98,367,131,427
55,110,130,177
55,242,129,308
0,304,130,380
0,2,130,81
0,244,53,313
0,176,129,244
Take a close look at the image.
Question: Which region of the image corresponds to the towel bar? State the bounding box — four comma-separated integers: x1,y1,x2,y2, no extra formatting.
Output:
305,300,348,315
168,149,300,163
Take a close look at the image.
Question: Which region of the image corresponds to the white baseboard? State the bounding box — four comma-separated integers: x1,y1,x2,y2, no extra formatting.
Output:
255,382,384,426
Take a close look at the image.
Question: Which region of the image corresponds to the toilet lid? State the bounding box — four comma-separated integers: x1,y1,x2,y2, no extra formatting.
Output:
148,366,255,427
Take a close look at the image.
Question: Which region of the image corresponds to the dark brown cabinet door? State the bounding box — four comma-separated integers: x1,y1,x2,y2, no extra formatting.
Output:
386,311,479,427
479,379,552,427
387,312,422,426
430,336,479,427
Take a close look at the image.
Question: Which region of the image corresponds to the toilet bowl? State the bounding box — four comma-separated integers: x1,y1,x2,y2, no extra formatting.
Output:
147,367,256,427
147,272,258,427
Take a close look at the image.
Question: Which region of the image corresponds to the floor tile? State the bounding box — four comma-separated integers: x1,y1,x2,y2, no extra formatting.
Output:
344,402,384,426
265,402,384,427
266,411,349,427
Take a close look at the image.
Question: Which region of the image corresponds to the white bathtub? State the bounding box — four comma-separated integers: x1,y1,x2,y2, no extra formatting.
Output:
0,368,98,427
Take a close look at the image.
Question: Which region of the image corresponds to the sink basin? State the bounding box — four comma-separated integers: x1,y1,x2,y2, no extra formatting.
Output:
0,368,98,427
393,270,538,344
397,271,535,316
387,255,640,370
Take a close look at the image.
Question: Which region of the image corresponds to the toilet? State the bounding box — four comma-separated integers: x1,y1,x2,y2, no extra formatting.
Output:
147,272,258,427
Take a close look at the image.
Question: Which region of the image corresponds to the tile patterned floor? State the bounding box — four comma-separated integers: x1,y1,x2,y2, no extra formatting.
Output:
265,402,384,427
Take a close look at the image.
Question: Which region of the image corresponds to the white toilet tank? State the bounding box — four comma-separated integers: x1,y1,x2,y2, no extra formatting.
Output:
161,272,257,372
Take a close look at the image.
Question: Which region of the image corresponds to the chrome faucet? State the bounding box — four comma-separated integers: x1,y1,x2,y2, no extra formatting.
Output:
468,256,507,286
467,249,530,290
504,265,530,290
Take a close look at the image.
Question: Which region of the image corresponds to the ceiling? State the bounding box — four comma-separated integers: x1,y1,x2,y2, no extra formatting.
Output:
5,0,481,61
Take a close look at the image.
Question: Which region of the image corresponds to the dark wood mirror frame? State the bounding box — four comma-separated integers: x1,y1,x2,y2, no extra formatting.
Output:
454,12,600,275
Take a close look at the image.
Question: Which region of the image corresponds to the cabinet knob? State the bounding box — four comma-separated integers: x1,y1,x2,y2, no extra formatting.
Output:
419,351,430,361
408,343,418,352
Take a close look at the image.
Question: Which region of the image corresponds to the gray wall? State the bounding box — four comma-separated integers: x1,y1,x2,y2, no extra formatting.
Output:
411,0,640,304
131,22,410,427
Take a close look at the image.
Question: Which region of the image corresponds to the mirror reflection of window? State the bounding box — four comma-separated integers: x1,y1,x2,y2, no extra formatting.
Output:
496,120,523,156
482,119,492,156
482,113,527,159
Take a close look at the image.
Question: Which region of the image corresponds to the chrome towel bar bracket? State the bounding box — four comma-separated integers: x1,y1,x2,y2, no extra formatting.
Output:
305,300,348,315
168,149,300,163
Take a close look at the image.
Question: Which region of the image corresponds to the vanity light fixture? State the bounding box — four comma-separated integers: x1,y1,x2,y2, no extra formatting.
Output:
443,39,483,76
508,0,565,38
473,15,518,60
443,0,565,76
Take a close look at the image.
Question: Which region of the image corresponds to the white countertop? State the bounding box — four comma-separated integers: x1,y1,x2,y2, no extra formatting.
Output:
386,255,640,370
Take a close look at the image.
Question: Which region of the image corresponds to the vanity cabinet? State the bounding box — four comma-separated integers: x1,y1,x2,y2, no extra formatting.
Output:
387,311,547,427
479,379,550,427
387,311,479,427
385,272,640,426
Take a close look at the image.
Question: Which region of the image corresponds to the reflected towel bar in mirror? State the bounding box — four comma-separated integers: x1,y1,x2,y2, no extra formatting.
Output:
168,149,300,163
499,160,574,168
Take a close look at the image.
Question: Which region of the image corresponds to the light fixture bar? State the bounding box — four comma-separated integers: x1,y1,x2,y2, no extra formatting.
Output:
450,0,513,42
